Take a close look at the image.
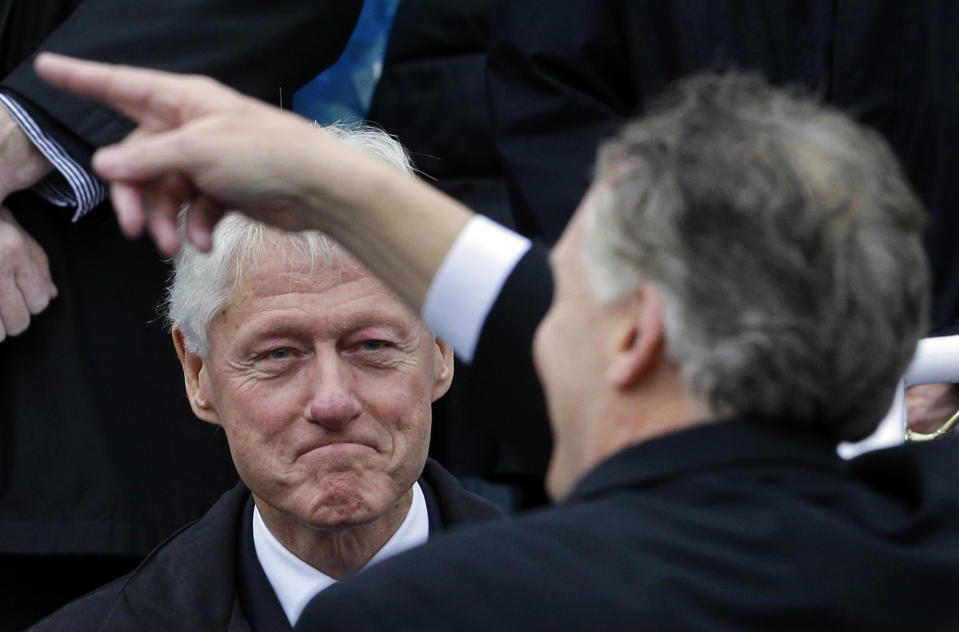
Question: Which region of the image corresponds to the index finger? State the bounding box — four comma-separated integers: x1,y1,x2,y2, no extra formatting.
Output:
34,53,232,130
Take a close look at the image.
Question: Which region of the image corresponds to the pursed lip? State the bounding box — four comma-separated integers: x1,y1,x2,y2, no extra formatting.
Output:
296,438,380,458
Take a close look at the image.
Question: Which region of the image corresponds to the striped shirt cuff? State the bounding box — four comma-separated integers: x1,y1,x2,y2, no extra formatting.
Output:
0,93,107,220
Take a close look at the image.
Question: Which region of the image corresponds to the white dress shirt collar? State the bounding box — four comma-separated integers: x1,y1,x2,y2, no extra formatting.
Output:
252,482,429,626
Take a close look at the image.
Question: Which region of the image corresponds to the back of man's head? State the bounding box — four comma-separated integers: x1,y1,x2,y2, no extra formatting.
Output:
584,73,928,441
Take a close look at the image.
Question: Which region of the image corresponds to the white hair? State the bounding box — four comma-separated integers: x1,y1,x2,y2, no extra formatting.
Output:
166,123,415,356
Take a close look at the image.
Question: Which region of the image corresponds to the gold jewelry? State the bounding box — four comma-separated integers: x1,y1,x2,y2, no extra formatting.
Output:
905,408,959,442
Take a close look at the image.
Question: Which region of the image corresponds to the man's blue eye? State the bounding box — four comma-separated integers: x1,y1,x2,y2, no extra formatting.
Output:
360,340,387,351
268,348,292,360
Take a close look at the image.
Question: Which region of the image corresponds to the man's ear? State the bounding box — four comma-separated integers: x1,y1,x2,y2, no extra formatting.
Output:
431,338,455,402
607,282,665,390
172,328,220,425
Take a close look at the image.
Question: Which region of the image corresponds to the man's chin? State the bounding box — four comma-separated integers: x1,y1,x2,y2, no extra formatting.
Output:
296,482,386,531
544,453,579,503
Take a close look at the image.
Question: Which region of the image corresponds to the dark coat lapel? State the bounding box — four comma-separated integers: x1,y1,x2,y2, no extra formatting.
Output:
420,458,505,530
235,495,293,632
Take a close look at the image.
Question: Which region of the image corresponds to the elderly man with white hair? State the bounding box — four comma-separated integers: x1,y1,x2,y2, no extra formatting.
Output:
31,126,502,632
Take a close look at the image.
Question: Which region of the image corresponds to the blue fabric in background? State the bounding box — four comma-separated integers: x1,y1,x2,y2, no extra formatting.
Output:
293,0,401,124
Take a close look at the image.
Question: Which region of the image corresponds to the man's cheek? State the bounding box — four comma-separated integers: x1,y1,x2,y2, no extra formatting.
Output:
532,316,553,382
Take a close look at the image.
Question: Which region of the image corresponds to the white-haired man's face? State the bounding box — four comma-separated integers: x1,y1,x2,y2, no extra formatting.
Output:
176,242,453,533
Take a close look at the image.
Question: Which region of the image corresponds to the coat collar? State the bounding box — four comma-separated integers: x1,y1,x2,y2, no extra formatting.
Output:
102,482,251,632
420,458,505,527
568,417,844,503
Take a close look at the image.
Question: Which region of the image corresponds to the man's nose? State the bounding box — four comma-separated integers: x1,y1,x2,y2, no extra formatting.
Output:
304,354,362,429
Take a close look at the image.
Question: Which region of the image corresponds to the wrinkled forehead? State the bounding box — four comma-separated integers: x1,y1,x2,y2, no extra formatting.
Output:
225,237,426,330
233,239,359,294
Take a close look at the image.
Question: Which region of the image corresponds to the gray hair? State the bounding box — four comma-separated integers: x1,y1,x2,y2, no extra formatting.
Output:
583,74,929,441
166,123,415,356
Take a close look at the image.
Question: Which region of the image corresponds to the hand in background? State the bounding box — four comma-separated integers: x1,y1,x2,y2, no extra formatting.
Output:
0,105,56,341
0,207,57,341
905,382,959,434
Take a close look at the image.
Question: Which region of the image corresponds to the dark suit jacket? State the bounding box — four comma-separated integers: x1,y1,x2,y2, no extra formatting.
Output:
31,459,503,631
296,421,959,630
0,0,362,557
464,243,553,466
487,0,959,331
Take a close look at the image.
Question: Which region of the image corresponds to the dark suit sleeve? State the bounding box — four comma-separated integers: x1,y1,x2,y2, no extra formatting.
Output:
0,0,363,168
460,242,554,476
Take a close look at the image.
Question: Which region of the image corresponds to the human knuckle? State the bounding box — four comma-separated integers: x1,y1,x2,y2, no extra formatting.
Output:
7,315,28,336
0,224,19,245
28,296,50,315
189,75,217,92
0,233,25,262
32,247,50,269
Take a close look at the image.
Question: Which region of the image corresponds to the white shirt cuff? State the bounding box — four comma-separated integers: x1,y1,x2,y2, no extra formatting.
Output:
0,93,107,219
422,215,531,363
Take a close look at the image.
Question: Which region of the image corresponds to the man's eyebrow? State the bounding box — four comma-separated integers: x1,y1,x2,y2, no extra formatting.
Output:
242,321,308,341
245,313,413,339
341,314,413,336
